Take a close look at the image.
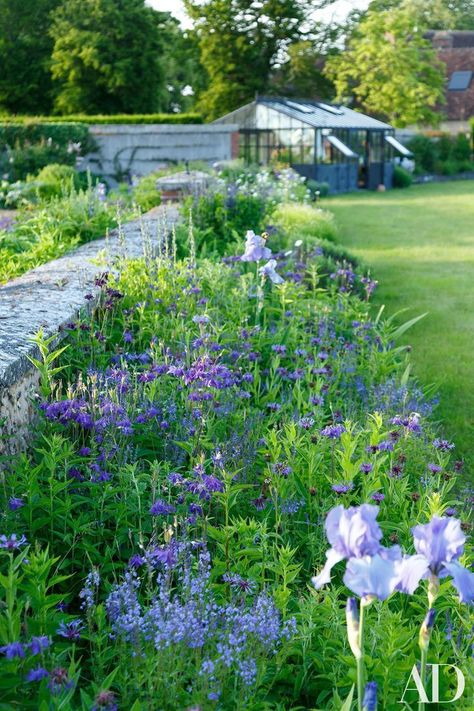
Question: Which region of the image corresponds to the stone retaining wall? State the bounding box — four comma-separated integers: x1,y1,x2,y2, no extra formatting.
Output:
0,206,178,457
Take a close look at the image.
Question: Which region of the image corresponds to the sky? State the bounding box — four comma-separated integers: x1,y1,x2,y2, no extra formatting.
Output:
148,0,371,28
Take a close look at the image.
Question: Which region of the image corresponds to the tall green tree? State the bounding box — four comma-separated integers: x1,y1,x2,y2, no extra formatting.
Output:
50,0,166,114
325,5,446,127
184,0,327,120
349,0,474,30
0,0,59,114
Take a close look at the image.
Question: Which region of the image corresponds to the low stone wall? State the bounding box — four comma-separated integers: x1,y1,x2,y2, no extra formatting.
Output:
0,206,178,457
81,124,239,181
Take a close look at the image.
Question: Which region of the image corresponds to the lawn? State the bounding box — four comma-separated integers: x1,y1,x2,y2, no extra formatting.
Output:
327,180,474,472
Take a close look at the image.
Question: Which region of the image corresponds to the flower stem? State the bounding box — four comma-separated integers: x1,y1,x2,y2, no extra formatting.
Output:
357,602,365,711
418,646,427,711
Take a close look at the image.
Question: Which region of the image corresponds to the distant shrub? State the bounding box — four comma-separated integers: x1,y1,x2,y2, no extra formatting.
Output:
0,122,95,181
408,132,473,175
407,135,437,173
306,179,330,198
132,172,162,212
393,165,412,188
271,203,338,246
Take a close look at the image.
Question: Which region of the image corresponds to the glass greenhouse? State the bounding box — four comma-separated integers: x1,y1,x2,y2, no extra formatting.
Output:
214,96,412,193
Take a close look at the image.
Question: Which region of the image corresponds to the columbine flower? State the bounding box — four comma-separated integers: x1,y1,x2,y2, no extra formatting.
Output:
0,533,27,549
0,641,25,659
150,499,175,516
259,259,284,284
30,636,50,656
409,516,474,603
26,667,49,682
240,230,272,262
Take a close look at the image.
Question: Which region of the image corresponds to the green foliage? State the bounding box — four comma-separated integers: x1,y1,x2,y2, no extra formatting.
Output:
50,0,167,114
408,132,473,175
392,165,413,188
271,202,338,245
182,190,268,255
0,0,59,115
326,5,445,127
0,185,119,283
131,172,162,212
306,179,330,198
185,0,318,119
0,122,94,182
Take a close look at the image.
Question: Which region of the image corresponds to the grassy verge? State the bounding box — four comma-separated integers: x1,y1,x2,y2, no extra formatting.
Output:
327,181,474,471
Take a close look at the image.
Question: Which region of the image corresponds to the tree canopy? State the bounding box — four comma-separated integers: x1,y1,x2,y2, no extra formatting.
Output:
50,0,167,114
326,4,446,127
184,0,325,120
0,0,59,114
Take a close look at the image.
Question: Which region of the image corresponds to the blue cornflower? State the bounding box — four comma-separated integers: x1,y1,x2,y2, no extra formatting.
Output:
0,533,27,549
321,424,346,439
56,619,83,640
8,497,24,511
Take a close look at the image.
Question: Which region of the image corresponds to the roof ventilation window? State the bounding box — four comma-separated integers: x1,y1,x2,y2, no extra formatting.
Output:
285,100,315,114
448,71,472,90
317,102,344,116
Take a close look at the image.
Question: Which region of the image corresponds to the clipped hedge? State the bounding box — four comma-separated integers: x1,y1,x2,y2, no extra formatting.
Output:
0,122,94,151
0,113,203,125
0,122,96,182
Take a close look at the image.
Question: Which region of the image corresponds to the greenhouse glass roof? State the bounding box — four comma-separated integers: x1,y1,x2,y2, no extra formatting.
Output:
214,97,393,131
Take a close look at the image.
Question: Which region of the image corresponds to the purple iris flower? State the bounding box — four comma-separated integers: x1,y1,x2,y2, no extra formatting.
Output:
240,230,272,262
312,505,383,588
408,516,474,603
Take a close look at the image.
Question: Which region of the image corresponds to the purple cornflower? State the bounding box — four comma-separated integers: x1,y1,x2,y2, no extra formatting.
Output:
150,500,176,516
332,483,353,495
30,636,50,656
360,463,373,474
222,573,256,594
48,667,74,694
371,492,385,503
8,497,24,511
428,463,442,473
0,533,27,549
78,446,91,457
92,690,118,710
56,619,83,640
272,462,292,477
26,667,49,682
0,641,25,659
298,416,315,430
321,424,346,439
123,330,133,343
271,344,287,355
433,438,455,451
